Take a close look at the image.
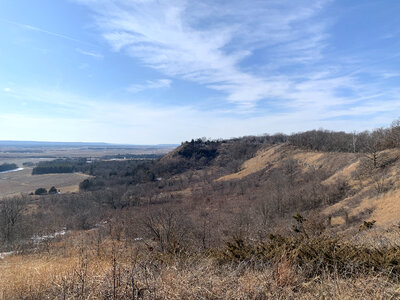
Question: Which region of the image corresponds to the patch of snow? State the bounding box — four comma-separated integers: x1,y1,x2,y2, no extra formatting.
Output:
94,220,108,228
0,168,24,174
0,251,14,260
31,228,67,243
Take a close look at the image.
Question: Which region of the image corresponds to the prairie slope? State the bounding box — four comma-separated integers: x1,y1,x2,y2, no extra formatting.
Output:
215,143,400,230
216,144,284,181
216,144,357,182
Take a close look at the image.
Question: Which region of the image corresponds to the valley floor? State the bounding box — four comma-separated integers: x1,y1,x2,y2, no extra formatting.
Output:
0,168,91,198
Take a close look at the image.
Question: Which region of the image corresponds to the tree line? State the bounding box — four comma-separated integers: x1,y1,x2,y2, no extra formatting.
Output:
0,163,18,172
32,158,87,175
288,119,400,153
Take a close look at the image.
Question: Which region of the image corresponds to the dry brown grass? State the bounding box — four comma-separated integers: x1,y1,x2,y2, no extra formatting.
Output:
323,149,400,228
215,145,400,234
216,144,283,181
2,231,400,299
1,248,399,299
216,144,358,183
0,255,80,298
322,160,360,186
367,189,400,225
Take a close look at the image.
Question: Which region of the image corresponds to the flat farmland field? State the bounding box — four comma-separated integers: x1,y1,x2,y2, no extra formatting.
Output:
0,168,91,198
0,142,175,199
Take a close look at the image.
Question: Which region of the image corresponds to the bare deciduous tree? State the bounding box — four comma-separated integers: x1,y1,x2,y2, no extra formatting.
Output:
0,197,26,242
141,207,191,254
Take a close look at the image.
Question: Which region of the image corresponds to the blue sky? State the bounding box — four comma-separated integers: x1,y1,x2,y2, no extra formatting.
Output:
0,0,400,144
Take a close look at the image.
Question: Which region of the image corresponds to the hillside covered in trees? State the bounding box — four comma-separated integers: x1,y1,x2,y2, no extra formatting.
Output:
1,119,400,299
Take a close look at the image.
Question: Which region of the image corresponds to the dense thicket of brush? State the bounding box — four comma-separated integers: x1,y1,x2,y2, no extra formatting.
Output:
2,231,400,299
216,235,400,278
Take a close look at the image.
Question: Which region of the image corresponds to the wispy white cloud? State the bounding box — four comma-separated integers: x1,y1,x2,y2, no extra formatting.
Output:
381,72,400,79
73,0,400,121
2,1,398,144
126,79,172,93
76,48,104,59
2,85,399,144
0,18,95,46
3,88,11,93
75,0,332,108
